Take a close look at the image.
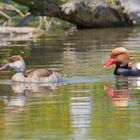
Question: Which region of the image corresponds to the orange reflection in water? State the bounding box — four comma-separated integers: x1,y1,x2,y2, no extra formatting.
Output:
104,85,130,107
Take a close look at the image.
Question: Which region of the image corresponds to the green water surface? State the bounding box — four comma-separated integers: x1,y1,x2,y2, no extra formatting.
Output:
0,28,140,140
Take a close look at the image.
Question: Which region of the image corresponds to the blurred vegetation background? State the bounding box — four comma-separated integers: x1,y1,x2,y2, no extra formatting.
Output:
0,0,74,33
1,0,140,33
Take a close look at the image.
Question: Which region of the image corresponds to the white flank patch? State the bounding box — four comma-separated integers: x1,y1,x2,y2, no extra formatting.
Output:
137,63,140,70
136,81,140,87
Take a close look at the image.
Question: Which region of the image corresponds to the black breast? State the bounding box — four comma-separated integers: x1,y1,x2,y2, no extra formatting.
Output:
114,64,140,76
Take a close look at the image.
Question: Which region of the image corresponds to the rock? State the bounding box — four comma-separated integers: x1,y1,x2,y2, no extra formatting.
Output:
13,0,133,28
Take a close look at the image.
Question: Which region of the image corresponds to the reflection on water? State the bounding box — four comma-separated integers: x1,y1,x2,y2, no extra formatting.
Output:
104,77,140,108
3,95,26,107
104,78,130,108
70,96,91,140
12,82,57,93
0,28,140,139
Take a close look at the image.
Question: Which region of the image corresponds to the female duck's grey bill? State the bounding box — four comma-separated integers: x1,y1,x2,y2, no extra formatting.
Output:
0,63,9,70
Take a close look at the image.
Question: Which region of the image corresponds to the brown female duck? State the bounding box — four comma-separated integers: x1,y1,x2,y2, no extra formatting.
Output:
0,55,62,83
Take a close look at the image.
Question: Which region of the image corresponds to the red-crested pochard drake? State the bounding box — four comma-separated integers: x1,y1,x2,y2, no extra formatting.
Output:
104,47,140,76
0,55,62,83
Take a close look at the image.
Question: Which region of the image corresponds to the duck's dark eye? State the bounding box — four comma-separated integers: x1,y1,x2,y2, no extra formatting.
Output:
116,61,122,67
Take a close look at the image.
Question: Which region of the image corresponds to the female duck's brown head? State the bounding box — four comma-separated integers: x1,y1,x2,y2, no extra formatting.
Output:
104,47,129,68
0,55,26,72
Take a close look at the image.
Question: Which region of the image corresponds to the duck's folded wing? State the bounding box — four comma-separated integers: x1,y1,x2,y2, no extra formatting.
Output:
24,69,53,78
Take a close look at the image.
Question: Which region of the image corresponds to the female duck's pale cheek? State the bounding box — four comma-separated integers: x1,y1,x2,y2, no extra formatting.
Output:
9,61,21,67
8,61,25,71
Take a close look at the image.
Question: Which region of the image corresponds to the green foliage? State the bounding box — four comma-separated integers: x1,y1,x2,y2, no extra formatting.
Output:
0,1,29,26
0,1,73,33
